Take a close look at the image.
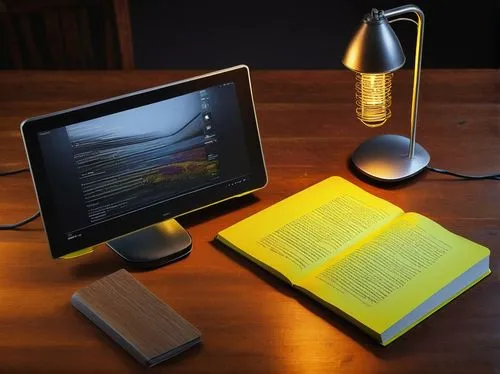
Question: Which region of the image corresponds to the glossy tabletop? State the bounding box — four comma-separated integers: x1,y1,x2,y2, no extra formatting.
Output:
0,69,499,373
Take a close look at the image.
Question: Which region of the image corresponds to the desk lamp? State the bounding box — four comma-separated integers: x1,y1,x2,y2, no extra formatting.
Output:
342,4,429,182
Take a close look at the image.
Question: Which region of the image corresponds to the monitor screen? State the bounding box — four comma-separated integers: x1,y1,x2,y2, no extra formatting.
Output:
21,65,267,261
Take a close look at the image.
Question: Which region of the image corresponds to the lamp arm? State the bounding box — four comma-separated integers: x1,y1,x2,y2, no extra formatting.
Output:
383,5,424,158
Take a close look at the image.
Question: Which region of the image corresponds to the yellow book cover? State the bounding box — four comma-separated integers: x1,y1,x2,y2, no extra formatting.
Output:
215,176,491,345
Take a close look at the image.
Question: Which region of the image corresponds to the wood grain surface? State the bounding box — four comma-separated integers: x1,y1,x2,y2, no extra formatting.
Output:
0,69,499,373
72,269,201,367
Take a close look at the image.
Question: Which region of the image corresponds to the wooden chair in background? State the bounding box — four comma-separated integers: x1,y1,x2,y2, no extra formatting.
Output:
0,0,134,69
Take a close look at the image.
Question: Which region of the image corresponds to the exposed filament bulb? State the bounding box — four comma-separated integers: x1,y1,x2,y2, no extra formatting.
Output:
355,72,393,127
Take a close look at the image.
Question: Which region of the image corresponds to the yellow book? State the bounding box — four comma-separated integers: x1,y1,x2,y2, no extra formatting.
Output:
215,176,490,346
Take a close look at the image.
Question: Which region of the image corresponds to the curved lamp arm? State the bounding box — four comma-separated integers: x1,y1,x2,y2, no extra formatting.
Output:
383,4,424,158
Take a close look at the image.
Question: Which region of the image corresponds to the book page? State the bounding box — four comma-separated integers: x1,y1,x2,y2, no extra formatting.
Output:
296,212,490,334
216,176,403,283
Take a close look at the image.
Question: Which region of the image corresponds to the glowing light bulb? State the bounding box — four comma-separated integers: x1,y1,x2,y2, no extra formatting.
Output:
355,72,393,127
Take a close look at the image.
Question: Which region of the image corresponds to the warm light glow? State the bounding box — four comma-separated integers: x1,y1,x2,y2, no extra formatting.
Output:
355,73,393,127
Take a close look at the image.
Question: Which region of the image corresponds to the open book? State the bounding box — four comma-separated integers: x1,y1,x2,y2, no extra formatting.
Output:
216,176,490,345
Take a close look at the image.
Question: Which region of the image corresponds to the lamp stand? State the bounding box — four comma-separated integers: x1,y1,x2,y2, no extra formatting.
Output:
351,5,430,182
351,134,429,181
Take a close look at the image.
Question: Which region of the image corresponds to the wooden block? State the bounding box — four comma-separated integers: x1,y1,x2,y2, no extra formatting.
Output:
71,269,202,367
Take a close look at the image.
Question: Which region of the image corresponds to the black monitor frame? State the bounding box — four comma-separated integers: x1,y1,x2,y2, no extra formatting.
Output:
21,65,267,262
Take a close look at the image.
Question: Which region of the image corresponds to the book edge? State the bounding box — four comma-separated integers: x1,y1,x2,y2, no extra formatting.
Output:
147,337,202,367
71,291,150,367
380,260,491,346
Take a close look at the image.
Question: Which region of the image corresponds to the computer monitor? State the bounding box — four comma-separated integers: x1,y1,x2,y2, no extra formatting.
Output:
21,65,267,268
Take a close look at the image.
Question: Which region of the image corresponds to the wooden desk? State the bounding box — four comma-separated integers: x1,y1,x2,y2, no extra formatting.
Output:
0,70,499,373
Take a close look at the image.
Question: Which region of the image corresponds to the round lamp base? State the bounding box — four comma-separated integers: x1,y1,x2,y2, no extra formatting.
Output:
351,134,430,182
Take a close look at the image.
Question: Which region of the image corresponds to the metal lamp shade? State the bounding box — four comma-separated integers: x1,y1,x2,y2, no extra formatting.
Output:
342,15,406,74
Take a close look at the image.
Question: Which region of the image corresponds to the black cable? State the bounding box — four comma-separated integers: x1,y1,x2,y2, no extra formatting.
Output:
0,167,39,229
426,166,500,180
0,167,29,176
0,211,41,230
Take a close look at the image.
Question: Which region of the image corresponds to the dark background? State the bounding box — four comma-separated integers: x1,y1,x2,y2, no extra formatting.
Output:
0,0,498,69
130,0,499,69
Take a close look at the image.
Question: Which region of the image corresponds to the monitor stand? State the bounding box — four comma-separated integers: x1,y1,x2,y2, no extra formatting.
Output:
107,219,192,269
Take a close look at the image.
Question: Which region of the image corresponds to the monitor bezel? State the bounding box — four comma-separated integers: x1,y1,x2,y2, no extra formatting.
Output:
21,65,267,259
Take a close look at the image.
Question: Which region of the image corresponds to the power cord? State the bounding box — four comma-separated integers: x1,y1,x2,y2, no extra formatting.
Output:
0,211,40,230
0,167,29,176
426,166,500,180
1,166,40,229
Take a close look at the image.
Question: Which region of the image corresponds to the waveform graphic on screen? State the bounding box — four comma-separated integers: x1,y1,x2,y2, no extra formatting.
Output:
66,92,220,224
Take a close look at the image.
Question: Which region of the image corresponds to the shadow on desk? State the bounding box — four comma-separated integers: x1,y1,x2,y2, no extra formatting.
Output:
69,193,260,279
